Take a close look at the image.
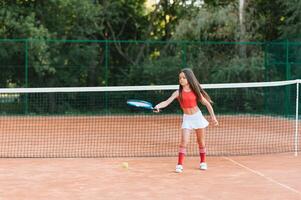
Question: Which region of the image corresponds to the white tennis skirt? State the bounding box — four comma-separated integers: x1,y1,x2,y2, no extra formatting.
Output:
181,110,209,130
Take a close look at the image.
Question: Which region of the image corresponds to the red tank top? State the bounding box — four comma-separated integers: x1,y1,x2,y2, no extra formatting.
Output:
178,90,198,109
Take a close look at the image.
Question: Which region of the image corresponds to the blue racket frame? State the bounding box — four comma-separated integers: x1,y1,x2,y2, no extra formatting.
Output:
126,99,154,110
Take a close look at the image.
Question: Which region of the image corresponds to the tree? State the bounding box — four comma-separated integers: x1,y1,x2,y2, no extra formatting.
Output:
173,3,265,83
146,0,205,40
98,0,148,40
0,2,50,87
32,0,104,87
278,0,301,40
0,0,105,87
245,0,283,41
173,4,238,41
204,0,235,7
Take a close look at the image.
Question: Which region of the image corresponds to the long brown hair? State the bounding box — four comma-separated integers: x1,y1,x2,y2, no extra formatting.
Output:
179,68,213,104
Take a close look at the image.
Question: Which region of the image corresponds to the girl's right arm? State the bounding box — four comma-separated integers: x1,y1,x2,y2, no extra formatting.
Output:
154,90,179,112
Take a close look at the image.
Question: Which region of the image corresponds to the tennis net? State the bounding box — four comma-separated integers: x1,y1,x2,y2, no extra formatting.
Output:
0,80,300,157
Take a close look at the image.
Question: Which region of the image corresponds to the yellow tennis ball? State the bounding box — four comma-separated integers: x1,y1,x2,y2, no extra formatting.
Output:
122,162,129,169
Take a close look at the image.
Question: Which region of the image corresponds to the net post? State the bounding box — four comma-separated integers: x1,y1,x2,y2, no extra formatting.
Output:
25,39,29,114
105,40,109,113
295,81,299,156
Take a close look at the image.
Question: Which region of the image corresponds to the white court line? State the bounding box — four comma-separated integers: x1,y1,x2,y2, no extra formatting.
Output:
223,157,301,196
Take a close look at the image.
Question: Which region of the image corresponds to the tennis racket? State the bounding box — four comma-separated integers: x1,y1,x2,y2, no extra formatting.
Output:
126,99,154,110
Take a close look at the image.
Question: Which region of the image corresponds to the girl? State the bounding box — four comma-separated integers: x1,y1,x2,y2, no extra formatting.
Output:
154,68,218,173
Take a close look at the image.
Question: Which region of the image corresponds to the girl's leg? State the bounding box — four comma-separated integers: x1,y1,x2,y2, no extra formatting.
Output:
177,128,191,166
196,128,206,163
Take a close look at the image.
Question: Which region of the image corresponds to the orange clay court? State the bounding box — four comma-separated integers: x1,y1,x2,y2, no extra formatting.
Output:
0,115,300,199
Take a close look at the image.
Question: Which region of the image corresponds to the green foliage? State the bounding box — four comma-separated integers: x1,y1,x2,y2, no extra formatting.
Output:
173,4,238,41
147,0,200,40
278,0,301,40
0,0,106,87
33,0,103,39
244,0,283,41
181,43,265,83
172,2,268,83
204,0,236,7
128,56,182,85
0,0,298,117
43,43,102,87
0,5,49,38
0,0,299,90
99,0,148,40
210,54,265,83
0,4,50,87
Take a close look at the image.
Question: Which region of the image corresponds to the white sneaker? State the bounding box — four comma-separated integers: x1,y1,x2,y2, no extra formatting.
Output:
200,162,208,170
175,165,183,173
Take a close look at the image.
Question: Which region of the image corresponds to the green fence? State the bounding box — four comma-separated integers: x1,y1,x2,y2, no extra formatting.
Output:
265,40,301,81
0,39,300,88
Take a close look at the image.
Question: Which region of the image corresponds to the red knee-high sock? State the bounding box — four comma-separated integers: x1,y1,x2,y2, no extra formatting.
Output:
199,147,206,163
178,147,186,165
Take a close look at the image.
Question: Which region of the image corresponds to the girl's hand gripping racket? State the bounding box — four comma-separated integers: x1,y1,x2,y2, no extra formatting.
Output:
126,99,155,110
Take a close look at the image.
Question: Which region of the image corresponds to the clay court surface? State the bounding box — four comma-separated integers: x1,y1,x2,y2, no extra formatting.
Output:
0,154,300,200
0,115,300,199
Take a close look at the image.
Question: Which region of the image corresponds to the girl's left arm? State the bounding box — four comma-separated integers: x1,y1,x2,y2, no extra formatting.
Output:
200,94,218,126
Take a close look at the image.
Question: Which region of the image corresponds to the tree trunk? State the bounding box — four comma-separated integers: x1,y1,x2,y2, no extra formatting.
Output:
239,0,247,58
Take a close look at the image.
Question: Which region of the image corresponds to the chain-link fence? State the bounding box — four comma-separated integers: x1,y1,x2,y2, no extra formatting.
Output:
0,39,300,88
